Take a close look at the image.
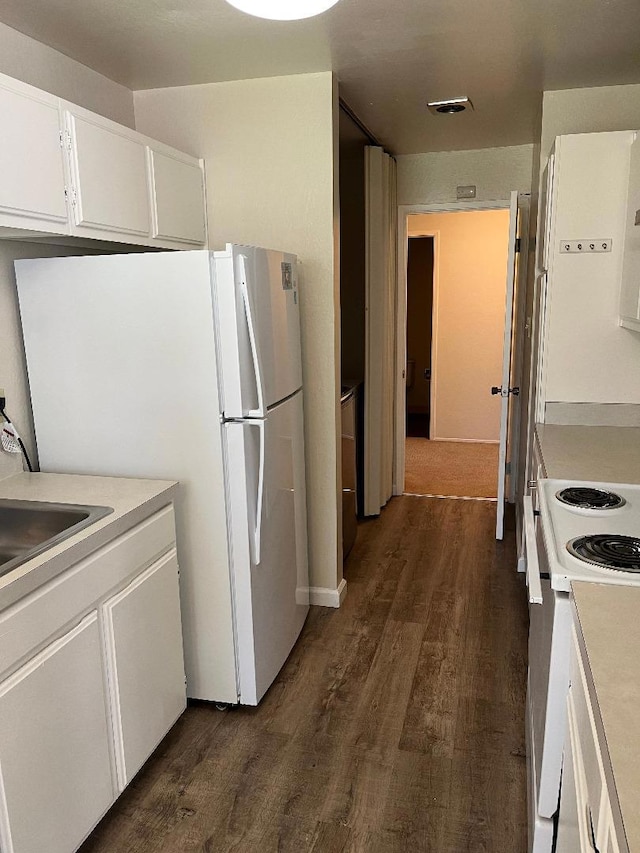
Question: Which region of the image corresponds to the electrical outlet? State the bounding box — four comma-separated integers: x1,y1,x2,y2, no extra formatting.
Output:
560,239,612,253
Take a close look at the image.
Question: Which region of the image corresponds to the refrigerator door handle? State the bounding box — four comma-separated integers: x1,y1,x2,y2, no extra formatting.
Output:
248,420,265,566
239,256,265,418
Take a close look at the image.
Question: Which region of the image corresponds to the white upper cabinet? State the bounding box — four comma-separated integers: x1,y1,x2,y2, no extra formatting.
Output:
65,106,151,239
0,70,207,248
150,148,207,245
619,133,640,331
63,105,207,248
0,74,68,232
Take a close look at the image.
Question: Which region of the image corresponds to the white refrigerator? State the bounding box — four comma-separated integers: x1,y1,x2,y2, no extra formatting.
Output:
15,245,310,705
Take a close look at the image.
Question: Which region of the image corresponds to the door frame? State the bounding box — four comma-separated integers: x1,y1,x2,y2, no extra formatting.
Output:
395,198,515,497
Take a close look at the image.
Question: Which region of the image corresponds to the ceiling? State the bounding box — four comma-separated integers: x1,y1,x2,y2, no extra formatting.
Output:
0,0,639,154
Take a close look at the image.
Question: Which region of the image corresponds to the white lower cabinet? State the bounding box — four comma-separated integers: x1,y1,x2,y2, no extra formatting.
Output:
557,622,629,853
0,504,186,852
0,613,114,853
103,549,186,789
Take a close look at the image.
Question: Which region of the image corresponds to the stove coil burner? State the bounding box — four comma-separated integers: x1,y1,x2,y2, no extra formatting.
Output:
567,534,640,572
556,487,625,510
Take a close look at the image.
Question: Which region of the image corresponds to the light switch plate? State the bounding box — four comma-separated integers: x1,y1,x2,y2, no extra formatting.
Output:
560,239,612,253
456,185,476,199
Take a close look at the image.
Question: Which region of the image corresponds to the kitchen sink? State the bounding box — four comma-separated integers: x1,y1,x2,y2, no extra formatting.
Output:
0,499,113,579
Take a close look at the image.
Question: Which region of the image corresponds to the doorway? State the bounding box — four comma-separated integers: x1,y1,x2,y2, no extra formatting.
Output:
401,207,512,500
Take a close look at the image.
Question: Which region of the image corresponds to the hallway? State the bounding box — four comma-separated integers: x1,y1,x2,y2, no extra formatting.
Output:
80,497,529,852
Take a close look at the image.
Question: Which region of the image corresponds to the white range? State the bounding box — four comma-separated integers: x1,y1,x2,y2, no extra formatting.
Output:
526,479,640,853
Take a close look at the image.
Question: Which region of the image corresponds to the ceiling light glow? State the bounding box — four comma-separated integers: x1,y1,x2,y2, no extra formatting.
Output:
224,0,341,20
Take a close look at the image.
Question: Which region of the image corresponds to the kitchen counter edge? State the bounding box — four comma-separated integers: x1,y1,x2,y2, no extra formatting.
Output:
0,472,178,611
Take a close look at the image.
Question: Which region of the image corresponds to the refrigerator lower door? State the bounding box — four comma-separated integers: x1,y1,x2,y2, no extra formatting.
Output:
223,391,309,705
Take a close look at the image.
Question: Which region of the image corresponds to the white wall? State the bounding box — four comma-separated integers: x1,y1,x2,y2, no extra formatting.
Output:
408,210,510,442
134,72,342,596
541,84,640,163
397,145,535,205
0,21,134,127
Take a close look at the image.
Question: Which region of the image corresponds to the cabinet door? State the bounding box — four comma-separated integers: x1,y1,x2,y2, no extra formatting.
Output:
0,76,68,232
620,135,640,331
150,149,206,245
65,107,150,239
103,549,186,790
0,613,114,853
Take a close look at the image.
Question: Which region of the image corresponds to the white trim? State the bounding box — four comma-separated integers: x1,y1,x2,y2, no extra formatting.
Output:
306,578,347,608
401,199,511,215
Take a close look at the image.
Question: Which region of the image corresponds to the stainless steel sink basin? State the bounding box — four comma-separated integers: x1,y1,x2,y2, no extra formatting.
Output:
0,499,113,579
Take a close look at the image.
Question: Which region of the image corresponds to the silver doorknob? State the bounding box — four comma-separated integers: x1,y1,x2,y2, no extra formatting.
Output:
491,386,520,396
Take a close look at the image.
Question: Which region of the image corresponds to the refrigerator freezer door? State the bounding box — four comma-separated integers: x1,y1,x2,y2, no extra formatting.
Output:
224,390,309,705
214,244,303,418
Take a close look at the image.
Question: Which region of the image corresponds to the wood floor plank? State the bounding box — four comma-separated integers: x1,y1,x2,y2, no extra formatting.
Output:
80,496,528,853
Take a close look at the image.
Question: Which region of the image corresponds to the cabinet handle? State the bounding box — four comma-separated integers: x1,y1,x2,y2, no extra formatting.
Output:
586,804,600,853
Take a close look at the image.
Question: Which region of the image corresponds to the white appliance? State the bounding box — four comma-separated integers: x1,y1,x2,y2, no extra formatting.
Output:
525,479,640,853
15,245,310,706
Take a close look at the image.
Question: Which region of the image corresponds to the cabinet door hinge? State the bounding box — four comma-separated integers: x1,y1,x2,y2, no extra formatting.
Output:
64,186,77,206
59,130,72,151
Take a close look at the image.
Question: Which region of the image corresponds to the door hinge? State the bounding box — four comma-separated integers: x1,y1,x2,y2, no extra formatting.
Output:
491,386,520,397
515,237,522,253
505,461,511,475
59,130,72,151
64,186,77,207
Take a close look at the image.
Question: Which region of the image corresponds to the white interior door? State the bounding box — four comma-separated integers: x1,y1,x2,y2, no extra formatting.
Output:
496,190,519,540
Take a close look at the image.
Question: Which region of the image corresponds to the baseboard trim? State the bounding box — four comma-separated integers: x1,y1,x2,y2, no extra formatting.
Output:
307,578,348,608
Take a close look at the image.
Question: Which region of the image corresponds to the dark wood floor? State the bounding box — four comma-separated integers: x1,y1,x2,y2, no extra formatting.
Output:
80,496,529,853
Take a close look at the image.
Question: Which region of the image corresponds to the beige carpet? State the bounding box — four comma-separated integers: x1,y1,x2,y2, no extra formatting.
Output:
404,438,499,498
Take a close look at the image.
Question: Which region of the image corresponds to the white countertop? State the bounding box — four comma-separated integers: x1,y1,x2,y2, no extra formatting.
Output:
572,581,640,852
536,424,640,484
0,472,177,610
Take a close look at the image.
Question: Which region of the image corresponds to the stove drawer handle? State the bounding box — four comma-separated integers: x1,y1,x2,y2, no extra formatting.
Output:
524,494,543,605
